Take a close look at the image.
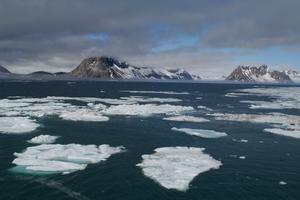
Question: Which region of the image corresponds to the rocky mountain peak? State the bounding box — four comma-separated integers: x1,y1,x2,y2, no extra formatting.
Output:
0,65,11,74
226,65,292,83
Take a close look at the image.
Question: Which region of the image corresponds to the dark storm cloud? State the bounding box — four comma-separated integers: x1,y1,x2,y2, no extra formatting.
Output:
0,0,299,74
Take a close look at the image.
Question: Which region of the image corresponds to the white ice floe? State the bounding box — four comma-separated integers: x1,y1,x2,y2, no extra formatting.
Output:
279,181,287,185
197,105,213,112
163,115,209,123
137,147,222,191
264,128,300,139
171,127,227,138
232,139,248,143
239,156,246,159
102,104,194,116
28,135,59,144
12,144,125,174
212,112,300,139
228,87,300,110
0,117,39,134
121,90,190,95
60,109,109,122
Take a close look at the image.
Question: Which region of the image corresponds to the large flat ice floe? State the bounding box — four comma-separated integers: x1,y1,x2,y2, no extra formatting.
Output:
12,144,125,174
212,113,300,139
163,115,209,123
171,127,227,138
121,90,190,95
102,104,194,116
59,109,109,122
0,117,39,134
28,135,59,144
137,147,222,191
226,87,300,110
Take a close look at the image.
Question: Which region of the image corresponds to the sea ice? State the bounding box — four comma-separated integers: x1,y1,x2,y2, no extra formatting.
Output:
171,127,227,138
163,115,209,123
60,109,109,122
212,112,300,139
264,128,300,139
102,104,194,116
137,147,222,191
0,117,39,134
28,135,59,144
12,144,125,174
121,90,190,95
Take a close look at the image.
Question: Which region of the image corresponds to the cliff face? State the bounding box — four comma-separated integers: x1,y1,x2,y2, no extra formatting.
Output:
226,65,292,83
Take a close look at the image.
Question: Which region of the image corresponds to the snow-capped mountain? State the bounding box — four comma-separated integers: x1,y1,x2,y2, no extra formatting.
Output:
71,57,197,80
0,65,10,74
284,70,300,83
226,65,292,83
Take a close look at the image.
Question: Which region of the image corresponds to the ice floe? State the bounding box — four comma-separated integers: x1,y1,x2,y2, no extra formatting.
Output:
227,87,300,110
212,112,300,139
232,139,248,143
102,104,194,116
28,135,59,144
171,127,227,138
136,147,222,191
121,90,189,95
12,144,125,174
264,128,300,139
0,117,39,134
163,115,209,123
60,109,109,122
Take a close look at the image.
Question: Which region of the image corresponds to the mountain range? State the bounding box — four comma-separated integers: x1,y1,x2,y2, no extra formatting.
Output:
0,56,299,83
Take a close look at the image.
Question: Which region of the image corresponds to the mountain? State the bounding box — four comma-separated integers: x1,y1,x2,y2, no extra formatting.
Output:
71,56,196,80
0,65,11,74
284,70,300,83
226,65,292,83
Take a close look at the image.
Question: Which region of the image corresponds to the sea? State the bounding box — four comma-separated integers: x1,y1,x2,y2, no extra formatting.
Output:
0,80,299,200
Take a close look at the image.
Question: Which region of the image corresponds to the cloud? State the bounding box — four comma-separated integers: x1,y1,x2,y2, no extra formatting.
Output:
0,0,299,74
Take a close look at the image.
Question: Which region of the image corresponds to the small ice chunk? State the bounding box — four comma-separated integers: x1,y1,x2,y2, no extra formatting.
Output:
163,115,209,123
232,139,248,143
239,156,246,159
137,147,222,191
0,117,39,134
279,181,287,185
171,127,227,138
28,135,59,144
12,144,125,174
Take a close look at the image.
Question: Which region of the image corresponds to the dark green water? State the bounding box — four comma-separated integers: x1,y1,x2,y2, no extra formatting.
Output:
0,81,299,200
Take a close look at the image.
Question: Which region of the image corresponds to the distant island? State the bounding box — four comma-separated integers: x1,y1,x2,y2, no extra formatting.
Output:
0,56,299,83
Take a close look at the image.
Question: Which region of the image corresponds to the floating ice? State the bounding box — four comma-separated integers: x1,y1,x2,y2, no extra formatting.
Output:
239,156,246,159
279,181,287,185
28,135,59,144
212,112,300,139
102,104,194,116
232,139,248,143
121,90,189,95
163,115,209,123
12,144,125,174
137,147,222,191
0,117,39,134
171,127,227,138
228,87,300,110
60,109,109,122
197,105,213,112
264,128,300,139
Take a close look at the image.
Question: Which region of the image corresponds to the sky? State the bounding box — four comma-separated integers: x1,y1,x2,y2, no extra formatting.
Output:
0,0,299,77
